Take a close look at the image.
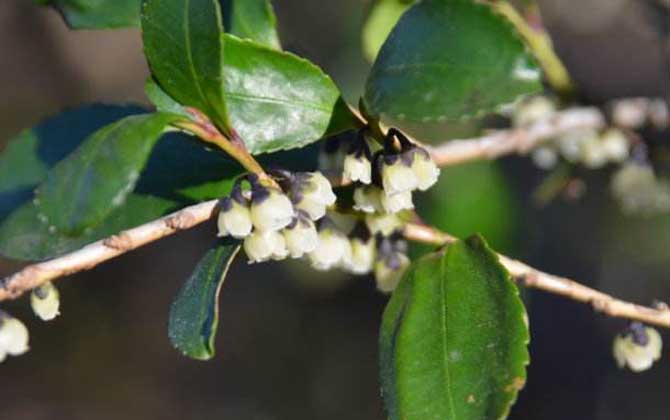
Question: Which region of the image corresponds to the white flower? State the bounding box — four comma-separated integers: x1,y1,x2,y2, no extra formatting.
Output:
513,96,556,128
381,155,418,195
346,238,376,274
366,213,403,236
380,190,414,213
411,149,440,191
353,186,384,213
600,129,629,163
217,197,252,238
531,147,558,170
343,153,372,184
293,172,337,221
581,137,608,169
250,186,294,232
283,217,319,258
613,324,662,372
31,282,60,321
244,230,287,263
558,129,597,163
309,225,350,271
375,253,410,293
0,314,29,361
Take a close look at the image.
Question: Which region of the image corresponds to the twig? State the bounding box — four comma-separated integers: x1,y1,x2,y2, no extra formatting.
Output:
428,106,605,166
0,200,219,301
404,224,670,328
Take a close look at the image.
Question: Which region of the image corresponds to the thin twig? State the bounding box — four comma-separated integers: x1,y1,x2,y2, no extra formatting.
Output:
404,224,670,328
0,200,219,301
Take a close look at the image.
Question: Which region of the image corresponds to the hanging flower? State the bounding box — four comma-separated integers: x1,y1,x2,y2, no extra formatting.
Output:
0,312,29,363
612,323,662,372
30,282,61,321
291,172,337,221
380,190,414,213
366,213,403,236
410,148,440,191
309,220,351,271
282,212,319,258
353,186,384,213
217,195,253,239
381,153,419,196
244,230,288,263
250,184,294,232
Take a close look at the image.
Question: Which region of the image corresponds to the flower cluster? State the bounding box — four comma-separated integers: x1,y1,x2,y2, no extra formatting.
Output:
512,97,631,170
0,311,29,363
611,162,670,215
612,322,662,372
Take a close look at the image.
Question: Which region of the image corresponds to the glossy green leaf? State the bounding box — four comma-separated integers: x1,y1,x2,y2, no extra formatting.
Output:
145,78,191,118
141,0,230,131
36,0,140,29
380,235,529,420
362,0,413,62
169,240,240,360
364,0,541,124
220,0,281,49
36,113,180,235
222,35,355,154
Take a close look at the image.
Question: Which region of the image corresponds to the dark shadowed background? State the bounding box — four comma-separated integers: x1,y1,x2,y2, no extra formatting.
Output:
1,0,670,419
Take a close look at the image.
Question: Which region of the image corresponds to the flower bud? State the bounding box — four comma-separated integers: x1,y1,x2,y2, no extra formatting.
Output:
309,223,351,271
343,153,372,184
581,137,608,169
613,323,662,372
381,154,418,195
558,129,597,163
0,312,29,359
283,215,319,258
375,253,410,293
353,186,384,213
410,149,440,191
347,237,376,274
531,146,558,170
250,186,294,232
292,172,337,221
380,190,414,213
366,213,403,236
31,282,60,321
244,230,287,263
217,196,252,239
513,96,556,127
600,129,629,163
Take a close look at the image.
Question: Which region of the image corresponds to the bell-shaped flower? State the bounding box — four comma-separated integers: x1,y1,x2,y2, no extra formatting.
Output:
250,185,294,232
613,323,662,372
343,152,372,185
411,148,440,191
353,186,384,213
217,196,252,238
30,282,60,321
283,214,319,258
600,129,629,163
531,146,559,170
366,213,403,236
244,230,287,263
347,237,376,274
380,190,414,213
293,172,337,221
374,253,410,293
381,154,418,195
309,222,351,271
512,96,556,127
0,312,29,362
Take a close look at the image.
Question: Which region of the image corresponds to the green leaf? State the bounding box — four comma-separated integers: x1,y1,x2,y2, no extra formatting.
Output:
362,0,413,62
145,78,191,118
364,0,541,124
37,0,141,29
380,235,529,420
141,0,231,132
168,240,240,360
35,113,180,235
222,35,355,154
220,0,281,49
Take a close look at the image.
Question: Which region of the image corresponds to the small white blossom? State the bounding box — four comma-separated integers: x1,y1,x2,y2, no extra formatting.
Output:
380,190,414,213
31,282,60,321
244,230,287,263
531,146,558,170
343,153,372,184
353,186,384,213
558,129,597,163
293,172,337,221
600,129,629,163
366,213,403,236
613,324,662,372
217,197,252,239
581,137,608,169
381,155,418,195
375,253,410,293
0,313,29,362
250,186,294,232
346,237,376,274
513,96,556,128
411,149,440,191
309,225,351,271
283,217,319,258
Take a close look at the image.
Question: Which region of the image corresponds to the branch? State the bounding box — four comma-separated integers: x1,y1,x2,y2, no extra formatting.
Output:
404,224,670,328
0,200,219,301
427,106,605,166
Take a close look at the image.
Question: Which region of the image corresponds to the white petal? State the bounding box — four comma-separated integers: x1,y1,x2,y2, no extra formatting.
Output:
411,153,440,191
251,189,294,232
343,155,372,184
0,318,29,356
382,161,418,195
284,222,319,258
244,231,277,263
309,230,348,271
380,190,414,213
295,197,327,221
531,147,558,170
366,213,403,236
600,129,629,162
346,239,375,274
353,187,383,213
219,201,252,238
31,282,60,321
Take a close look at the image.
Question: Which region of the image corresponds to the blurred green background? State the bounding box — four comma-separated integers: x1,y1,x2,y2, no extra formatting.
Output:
1,0,670,418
